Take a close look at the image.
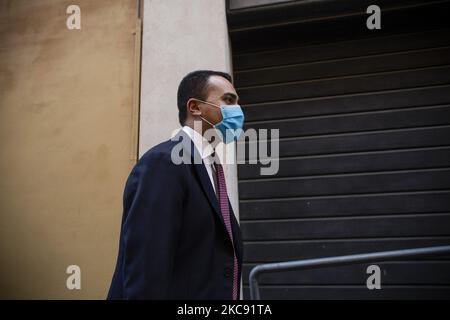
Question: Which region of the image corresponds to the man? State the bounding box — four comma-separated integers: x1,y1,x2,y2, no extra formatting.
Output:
107,70,245,300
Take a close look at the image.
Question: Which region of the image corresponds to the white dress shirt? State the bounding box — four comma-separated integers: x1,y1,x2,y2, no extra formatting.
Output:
182,125,218,196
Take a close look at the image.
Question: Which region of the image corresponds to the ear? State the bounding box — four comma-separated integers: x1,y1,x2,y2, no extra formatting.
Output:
187,98,202,116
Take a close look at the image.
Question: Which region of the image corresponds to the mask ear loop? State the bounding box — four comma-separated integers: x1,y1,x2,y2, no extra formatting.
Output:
196,99,221,109
193,98,221,127
200,116,214,127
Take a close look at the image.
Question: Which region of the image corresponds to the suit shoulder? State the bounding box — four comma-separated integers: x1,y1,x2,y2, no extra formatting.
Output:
138,138,179,164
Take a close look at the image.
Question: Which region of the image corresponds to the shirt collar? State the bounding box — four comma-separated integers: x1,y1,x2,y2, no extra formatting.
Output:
182,125,215,160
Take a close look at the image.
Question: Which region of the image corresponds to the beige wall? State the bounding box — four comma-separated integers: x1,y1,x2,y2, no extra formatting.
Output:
0,0,141,299
139,0,232,155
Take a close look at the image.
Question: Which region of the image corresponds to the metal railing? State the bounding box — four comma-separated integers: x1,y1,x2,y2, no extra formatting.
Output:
248,245,450,300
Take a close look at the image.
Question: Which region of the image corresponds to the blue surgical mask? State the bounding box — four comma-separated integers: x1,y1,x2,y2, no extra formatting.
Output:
196,99,245,144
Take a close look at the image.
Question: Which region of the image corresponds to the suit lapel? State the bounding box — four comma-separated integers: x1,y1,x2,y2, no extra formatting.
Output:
175,129,229,237
194,161,225,226
175,128,242,255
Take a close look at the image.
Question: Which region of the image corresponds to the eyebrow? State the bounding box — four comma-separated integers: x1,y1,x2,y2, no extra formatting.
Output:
221,92,239,103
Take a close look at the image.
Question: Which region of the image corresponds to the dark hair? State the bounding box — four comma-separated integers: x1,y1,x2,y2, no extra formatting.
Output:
177,70,232,125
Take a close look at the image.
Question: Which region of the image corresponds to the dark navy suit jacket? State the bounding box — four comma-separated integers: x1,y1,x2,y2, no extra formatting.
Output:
107,129,243,299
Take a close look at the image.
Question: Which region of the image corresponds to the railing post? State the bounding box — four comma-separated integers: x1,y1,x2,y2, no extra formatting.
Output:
249,265,261,300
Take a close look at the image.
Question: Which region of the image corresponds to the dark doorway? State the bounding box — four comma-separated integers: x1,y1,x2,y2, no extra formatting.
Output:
228,0,450,299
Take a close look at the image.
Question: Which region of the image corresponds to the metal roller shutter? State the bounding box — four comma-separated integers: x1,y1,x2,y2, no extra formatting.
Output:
228,0,450,299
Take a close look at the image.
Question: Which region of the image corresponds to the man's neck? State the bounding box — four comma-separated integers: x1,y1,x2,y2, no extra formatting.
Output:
184,122,219,149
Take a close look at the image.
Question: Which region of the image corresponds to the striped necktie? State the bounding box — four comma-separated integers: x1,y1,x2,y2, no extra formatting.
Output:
214,162,239,300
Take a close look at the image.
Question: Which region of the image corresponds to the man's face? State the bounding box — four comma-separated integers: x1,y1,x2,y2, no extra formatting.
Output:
199,75,240,130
